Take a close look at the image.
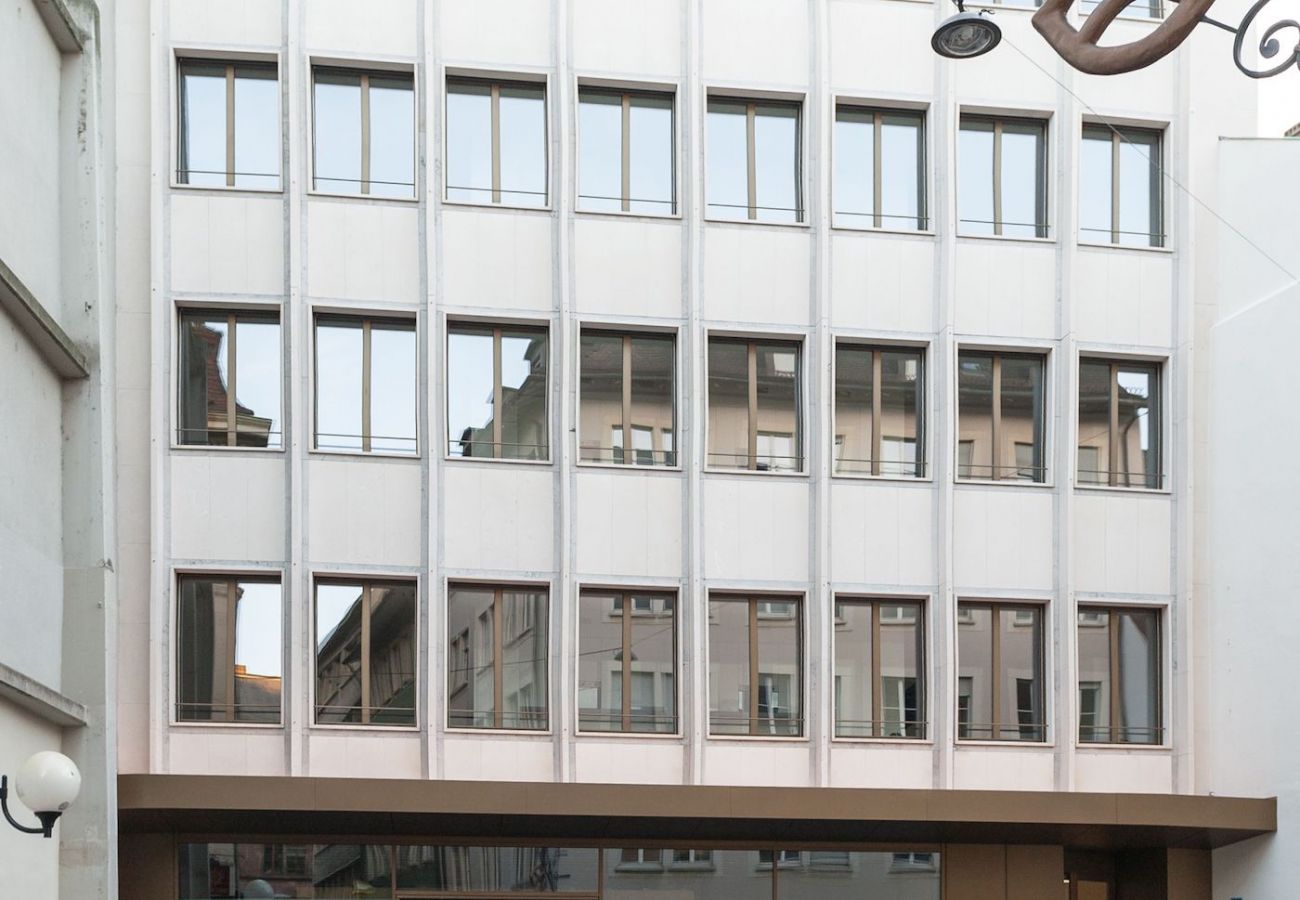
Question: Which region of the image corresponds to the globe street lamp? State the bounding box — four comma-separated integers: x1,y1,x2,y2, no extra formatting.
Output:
0,751,82,838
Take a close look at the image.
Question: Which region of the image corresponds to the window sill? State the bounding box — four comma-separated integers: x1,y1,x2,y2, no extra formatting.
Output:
576,460,684,474
831,471,933,484
704,467,808,479
444,725,554,737
308,722,421,733
703,216,811,231
169,181,284,196
706,732,808,743
170,444,285,455
574,207,682,223
955,738,1054,749
442,197,553,214
1077,239,1173,255
955,477,1055,489
830,223,936,238
575,728,683,740
1075,740,1171,751
444,454,553,467
169,721,283,731
310,448,422,462
831,735,934,746
307,188,419,205
956,232,1056,246
1075,482,1170,496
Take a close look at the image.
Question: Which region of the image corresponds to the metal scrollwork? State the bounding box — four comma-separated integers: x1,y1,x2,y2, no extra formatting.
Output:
1233,0,1300,78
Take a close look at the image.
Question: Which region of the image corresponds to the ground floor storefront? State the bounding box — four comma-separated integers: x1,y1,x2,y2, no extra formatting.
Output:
117,777,1274,900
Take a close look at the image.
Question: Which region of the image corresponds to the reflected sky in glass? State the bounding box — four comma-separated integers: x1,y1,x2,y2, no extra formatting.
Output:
447,328,494,454
369,76,415,197
314,71,363,193
234,318,281,446
578,92,621,212
499,85,546,206
316,320,363,451
235,581,283,680
957,120,994,235
371,324,417,452
752,104,799,223
180,64,226,186
629,95,673,213
706,101,747,219
447,83,492,201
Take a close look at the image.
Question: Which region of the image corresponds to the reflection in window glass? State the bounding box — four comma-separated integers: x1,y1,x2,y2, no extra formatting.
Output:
709,596,802,736
956,602,1044,741
956,350,1044,482
578,591,677,733
707,99,802,223
1078,608,1161,744
958,116,1047,238
312,68,415,197
448,323,550,460
1077,359,1160,488
177,576,282,723
1081,125,1163,247
314,315,417,454
834,344,924,476
579,331,676,466
395,846,598,892
834,600,925,738
447,584,548,730
315,581,416,726
707,338,802,472
178,309,282,448
579,89,675,214
180,843,393,898
179,60,280,189
778,851,942,900
447,79,547,207
604,849,766,898
834,107,926,230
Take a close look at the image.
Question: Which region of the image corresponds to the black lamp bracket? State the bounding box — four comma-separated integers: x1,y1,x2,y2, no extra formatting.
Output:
0,775,59,838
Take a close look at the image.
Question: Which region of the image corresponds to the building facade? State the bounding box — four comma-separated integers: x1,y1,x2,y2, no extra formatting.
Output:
105,1,1289,899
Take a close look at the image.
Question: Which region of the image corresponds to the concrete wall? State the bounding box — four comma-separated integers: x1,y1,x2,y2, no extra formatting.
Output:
0,701,64,898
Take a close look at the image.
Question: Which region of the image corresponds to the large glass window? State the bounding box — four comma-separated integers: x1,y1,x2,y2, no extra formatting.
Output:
957,350,1046,483
579,330,675,466
578,88,675,215
312,67,415,198
447,584,549,730
776,851,942,900
834,344,924,477
958,115,1048,238
180,843,393,898
578,591,677,733
706,98,803,223
315,580,417,727
447,323,549,461
314,314,417,455
709,595,802,736
1078,607,1161,744
707,337,802,472
177,59,279,189
176,575,282,724
446,78,547,207
833,599,925,738
956,602,1045,742
833,106,926,230
1078,359,1161,488
1080,125,1163,246
178,309,282,448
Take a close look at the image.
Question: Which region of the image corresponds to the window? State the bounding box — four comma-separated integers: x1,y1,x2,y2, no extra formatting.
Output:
1078,359,1161,488
447,584,549,730
958,115,1048,238
956,602,1045,741
615,849,663,872
834,106,926,230
708,595,802,736
177,309,282,448
957,350,1046,482
578,591,677,733
707,337,802,472
177,59,279,189
312,67,415,198
176,575,282,723
313,314,417,454
1077,607,1162,744
447,323,549,461
315,580,417,726
891,852,937,872
758,849,803,868
1080,125,1163,246
579,330,676,466
669,850,714,870
834,599,925,738
446,77,547,207
834,344,924,477
706,98,803,223
578,87,675,214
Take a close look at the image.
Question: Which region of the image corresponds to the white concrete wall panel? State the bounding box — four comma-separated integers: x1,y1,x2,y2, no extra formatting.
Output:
1073,492,1172,596
307,458,422,568
702,0,808,87
308,733,424,780
439,0,552,67
703,743,812,787
829,0,934,97
574,741,685,784
954,241,1056,339
953,489,1054,591
443,465,555,573
170,455,287,562
170,195,286,298
442,209,554,313
442,736,555,782
572,0,681,76
167,731,288,776
574,471,683,578
573,218,682,319
0,704,62,898
830,482,935,587
949,15,1059,108
1073,249,1174,347
306,0,418,59
1073,750,1173,794
169,0,281,47
953,747,1055,791
829,743,933,789
702,227,812,327
829,234,936,333
702,478,810,583
306,201,420,304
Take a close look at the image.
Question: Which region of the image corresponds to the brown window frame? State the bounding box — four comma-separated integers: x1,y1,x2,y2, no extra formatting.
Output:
578,328,677,468
708,594,804,737
832,342,926,478
1077,358,1162,489
446,76,549,207
577,86,677,215
1077,606,1163,745
1080,124,1165,247
311,66,417,197
958,114,1049,239
956,349,1047,483
177,307,282,448
578,590,679,734
706,97,805,223
706,336,804,473
446,321,551,461
955,600,1046,743
312,312,418,455
176,58,280,188
446,583,550,731
833,105,928,231
832,597,927,739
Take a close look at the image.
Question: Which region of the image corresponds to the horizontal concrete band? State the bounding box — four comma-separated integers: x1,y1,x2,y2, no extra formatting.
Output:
117,775,1275,850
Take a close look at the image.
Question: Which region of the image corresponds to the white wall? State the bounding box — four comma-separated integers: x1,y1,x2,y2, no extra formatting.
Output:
0,701,64,897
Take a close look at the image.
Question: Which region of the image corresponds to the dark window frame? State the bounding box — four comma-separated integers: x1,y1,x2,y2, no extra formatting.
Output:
577,86,678,215
310,64,417,198
832,597,927,740
176,57,281,188
956,349,1048,483
176,306,283,449
958,113,1050,239
833,104,928,231
707,594,805,738
312,312,419,456
1077,605,1164,745
955,600,1047,743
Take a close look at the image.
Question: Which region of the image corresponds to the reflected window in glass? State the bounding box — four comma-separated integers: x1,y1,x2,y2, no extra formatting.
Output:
708,595,802,736
315,580,417,726
1077,358,1161,488
578,591,677,733
579,330,676,466
707,337,802,472
447,584,549,730
178,309,282,448
955,601,1045,741
957,350,1045,482
1077,607,1161,744
448,322,550,461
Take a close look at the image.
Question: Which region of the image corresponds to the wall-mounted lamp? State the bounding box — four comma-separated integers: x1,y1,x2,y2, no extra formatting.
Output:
0,751,82,838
